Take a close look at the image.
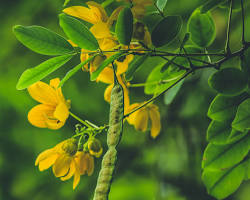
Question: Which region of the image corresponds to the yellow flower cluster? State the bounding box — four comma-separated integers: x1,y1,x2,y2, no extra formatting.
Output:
63,1,161,138
26,0,161,190
63,1,151,84
27,78,104,189
35,138,103,189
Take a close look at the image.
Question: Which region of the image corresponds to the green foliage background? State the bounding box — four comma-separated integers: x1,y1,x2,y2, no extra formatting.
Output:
0,0,249,199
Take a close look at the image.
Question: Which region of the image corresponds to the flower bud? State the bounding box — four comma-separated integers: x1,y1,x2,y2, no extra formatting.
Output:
62,138,78,156
88,138,103,158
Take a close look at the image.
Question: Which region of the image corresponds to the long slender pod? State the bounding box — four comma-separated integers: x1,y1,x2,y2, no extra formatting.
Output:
93,65,124,200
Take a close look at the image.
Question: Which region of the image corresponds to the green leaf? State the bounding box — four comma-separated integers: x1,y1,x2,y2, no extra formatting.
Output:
207,120,245,144
245,157,250,180
232,98,250,132
202,161,246,199
59,13,99,51
145,62,186,95
90,52,126,81
207,93,248,122
207,120,232,144
228,129,248,143
200,0,227,13
208,68,248,96
151,16,182,47
187,8,216,47
13,25,74,56
142,13,162,33
59,56,96,87
241,47,250,79
125,54,148,81
156,0,168,12
115,7,133,45
164,79,184,105
202,134,250,170
16,54,73,90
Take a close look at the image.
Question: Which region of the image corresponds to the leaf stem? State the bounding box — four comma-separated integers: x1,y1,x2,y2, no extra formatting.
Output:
69,111,96,128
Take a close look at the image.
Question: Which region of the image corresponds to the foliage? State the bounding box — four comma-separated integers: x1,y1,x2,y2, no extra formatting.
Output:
1,0,250,199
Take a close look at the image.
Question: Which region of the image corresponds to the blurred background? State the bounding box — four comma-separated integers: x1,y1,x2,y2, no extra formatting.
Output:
0,0,250,199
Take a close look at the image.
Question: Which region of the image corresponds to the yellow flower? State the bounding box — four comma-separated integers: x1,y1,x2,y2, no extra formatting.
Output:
63,1,123,40
133,22,152,46
75,151,94,177
115,54,134,75
127,103,161,138
35,139,94,189
63,1,108,25
117,0,153,19
104,75,130,113
27,78,70,130
64,2,135,83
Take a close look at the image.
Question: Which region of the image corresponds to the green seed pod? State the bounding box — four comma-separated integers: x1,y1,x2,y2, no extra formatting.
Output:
93,147,117,200
93,70,124,200
107,84,124,147
115,7,133,45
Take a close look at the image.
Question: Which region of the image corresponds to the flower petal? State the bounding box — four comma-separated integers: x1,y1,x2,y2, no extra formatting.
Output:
60,161,76,181
53,155,72,177
50,78,67,103
76,152,88,175
104,84,113,103
28,81,58,105
38,153,58,171
116,54,134,75
86,154,94,176
73,162,81,190
99,38,118,50
63,6,100,24
149,105,161,138
90,22,111,39
45,119,66,130
96,67,114,84
126,103,140,124
28,104,55,128
53,102,69,122
86,1,108,22
35,148,55,166
132,108,149,132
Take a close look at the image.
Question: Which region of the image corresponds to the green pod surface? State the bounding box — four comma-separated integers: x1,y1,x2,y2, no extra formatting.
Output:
115,7,133,45
93,71,124,200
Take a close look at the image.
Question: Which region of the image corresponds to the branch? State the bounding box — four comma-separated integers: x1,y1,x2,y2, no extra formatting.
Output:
225,0,233,54
124,70,193,118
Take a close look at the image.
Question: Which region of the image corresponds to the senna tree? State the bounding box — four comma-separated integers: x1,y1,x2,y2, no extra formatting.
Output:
13,0,250,199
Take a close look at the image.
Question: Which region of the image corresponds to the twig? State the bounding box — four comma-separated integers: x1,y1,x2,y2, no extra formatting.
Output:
225,0,233,54
124,70,193,118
